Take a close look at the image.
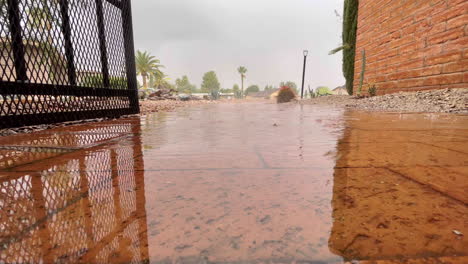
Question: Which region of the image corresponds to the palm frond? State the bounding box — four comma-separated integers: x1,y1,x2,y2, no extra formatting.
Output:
328,43,351,55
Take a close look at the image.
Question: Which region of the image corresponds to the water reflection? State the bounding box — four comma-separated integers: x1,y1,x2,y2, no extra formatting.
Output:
0,120,149,263
329,111,468,262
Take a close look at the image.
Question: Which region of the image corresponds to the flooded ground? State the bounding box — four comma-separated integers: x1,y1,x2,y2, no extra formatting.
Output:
0,102,467,263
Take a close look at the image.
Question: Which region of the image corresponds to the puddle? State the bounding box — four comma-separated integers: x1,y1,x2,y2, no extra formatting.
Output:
0,102,467,263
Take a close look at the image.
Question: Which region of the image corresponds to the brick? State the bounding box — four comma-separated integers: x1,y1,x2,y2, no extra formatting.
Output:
354,0,467,94
423,73,464,85
427,28,464,45
431,4,466,24
442,60,468,73
447,14,468,29
399,41,425,55
443,36,468,51
448,0,466,6
414,1,447,22
389,35,415,49
414,22,446,39
398,59,425,70
425,51,462,65
398,78,425,88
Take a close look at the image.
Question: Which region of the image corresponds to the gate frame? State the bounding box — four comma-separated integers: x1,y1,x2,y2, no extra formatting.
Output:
1,0,140,128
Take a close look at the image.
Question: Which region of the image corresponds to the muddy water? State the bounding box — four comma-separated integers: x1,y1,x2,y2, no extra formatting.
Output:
0,102,467,263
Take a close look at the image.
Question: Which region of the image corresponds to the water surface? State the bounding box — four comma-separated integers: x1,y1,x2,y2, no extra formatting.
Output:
0,102,467,263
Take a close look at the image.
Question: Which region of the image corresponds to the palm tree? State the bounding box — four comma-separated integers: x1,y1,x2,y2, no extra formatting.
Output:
237,66,247,98
135,50,163,90
0,1,7,24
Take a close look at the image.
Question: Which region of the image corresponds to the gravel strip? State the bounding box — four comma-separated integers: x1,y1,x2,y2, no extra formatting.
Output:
0,100,215,136
303,88,468,114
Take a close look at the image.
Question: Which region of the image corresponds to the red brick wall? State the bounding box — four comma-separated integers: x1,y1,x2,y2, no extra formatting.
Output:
354,0,467,95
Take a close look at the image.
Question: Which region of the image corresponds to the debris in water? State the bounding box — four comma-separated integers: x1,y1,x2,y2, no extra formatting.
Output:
453,230,463,236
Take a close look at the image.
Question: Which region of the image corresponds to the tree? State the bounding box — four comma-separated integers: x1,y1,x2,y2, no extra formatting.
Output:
175,75,197,94
329,0,358,95
135,50,164,90
316,86,332,96
237,66,247,98
245,85,260,95
264,85,275,91
280,81,298,93
200,71,220,93
220,88,233,93
233,84,240,93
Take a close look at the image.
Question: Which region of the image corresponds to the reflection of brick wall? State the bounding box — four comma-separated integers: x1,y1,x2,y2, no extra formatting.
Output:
354,0,467,95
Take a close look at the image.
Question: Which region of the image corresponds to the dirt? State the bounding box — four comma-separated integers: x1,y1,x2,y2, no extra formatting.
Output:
304,88,468,114
0,100,215,137
138,99,215,115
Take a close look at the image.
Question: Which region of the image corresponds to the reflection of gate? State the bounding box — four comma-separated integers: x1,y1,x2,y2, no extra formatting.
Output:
0,123,148,263
0,0,139,128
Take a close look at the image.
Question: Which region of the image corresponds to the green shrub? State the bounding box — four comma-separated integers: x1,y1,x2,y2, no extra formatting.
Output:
317,86,333,96
79,74,127,89
210,90,220,100
368,83,377,97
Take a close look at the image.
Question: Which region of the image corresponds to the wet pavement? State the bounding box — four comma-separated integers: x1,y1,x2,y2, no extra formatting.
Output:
0,102,467,263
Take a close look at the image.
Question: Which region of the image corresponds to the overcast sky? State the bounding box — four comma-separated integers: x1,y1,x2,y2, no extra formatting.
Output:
132,0,345,90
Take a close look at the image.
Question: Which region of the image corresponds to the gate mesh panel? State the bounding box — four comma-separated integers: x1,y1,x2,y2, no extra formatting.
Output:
0,0,139,128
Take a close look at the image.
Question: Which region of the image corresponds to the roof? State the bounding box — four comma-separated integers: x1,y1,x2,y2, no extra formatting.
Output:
249,89,279,97
333,85,346,91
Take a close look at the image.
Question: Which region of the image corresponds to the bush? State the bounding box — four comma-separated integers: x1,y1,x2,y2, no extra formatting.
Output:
317,87,332,96
368,83,377,97
79,74,127,89
277,86,296,103
210,90,220,100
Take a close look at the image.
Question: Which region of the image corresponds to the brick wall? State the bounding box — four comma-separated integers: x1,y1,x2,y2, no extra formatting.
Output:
354,0,467,95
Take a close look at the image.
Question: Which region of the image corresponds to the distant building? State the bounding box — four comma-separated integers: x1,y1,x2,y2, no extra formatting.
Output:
246,89,279,99
1,38,67,84
332,85,347,95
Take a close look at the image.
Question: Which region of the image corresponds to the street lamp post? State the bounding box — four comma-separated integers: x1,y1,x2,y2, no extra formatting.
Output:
301,50,308,99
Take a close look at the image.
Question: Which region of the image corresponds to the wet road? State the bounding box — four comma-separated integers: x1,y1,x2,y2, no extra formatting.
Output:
0,102,467,263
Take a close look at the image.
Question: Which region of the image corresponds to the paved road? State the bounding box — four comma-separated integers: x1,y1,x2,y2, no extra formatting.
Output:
0,102,467,263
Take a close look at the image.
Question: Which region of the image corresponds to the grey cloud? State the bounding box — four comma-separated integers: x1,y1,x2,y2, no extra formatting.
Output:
132,0,345,90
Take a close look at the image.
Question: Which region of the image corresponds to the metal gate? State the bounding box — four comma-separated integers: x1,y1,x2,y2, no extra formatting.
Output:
0,0,139,128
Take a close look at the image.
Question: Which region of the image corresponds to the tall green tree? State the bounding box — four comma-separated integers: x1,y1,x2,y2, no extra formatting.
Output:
175,75,197,94
237,66,247,98
135,50,164,90
200,71,220,93
245,85,260,95
233,84,240,93
329,0,358,95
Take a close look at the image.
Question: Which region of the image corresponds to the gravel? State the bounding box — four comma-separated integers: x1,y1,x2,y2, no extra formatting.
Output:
139,99,215,115
0,100,215,136
304,88,468,114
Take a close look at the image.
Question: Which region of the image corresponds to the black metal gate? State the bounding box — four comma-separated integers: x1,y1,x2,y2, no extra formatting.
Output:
0,0,139,128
